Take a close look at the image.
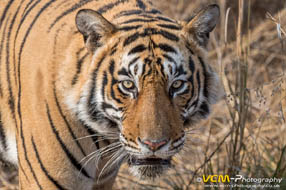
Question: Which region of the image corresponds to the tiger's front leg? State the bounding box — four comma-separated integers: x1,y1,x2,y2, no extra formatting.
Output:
16,100,121,190
16,120,96,189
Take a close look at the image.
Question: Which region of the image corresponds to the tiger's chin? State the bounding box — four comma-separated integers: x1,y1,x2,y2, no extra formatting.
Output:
128,157,171,180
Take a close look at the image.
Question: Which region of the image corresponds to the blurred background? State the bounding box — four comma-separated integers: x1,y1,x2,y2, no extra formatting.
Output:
1,0,286,189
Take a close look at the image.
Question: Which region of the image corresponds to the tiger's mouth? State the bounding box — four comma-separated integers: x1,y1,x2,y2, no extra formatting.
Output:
128,156,172,179
128,157,171,166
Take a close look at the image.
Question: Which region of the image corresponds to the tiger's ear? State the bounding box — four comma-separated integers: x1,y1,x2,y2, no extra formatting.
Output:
76,9,117,52
183,4,219,47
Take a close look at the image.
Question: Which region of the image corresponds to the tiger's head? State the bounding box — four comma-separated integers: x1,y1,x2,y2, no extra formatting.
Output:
70,4,222,179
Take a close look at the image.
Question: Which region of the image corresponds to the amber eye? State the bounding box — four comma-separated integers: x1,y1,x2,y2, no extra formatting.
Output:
122,80,135,90
171,80,184,89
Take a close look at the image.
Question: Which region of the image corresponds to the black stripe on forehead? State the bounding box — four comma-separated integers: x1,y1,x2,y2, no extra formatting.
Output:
123,28,179,47
157,43,177,53
175,65,187,77
128,56,140,74
116,9,143,17
121,18,157,24
157,24,182,30
156,16,176,23
144,28,179,41
118,25,142,31
118,57,140,77
115,8,161,18
163,54,176,63
157,58,166,78
128,44,146,55
118,67,129,76
124,32,140,46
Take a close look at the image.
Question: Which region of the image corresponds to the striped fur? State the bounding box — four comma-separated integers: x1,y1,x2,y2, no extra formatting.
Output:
0,0,222,189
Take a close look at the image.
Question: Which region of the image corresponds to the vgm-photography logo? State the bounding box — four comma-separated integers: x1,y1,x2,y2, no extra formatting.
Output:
196,175,283,189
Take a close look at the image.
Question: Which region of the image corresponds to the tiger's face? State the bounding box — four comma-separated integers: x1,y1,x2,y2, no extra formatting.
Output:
73,5,221,179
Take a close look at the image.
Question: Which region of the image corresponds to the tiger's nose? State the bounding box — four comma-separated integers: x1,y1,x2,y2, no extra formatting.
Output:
138,138,169,151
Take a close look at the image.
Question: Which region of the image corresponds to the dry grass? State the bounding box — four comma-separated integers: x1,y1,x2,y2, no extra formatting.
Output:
1,0,286,189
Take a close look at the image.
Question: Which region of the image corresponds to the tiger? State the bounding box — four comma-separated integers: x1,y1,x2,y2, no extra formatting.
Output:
0,0,222,189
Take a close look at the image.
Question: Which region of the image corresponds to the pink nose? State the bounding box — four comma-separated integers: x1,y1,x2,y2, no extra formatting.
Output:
139,138,169,151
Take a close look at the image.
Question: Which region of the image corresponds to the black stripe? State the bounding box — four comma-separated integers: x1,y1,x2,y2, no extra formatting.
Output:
158,43,177,53
109,60,115,74
13,0,42,85
139,14,154,19
175,65,187,77
136,0,146,10
18,159,30,183
97,0,129,14
102,71,108,97
142,66,152,82
110,78,123,104
115,9,161,18
157,58,166,78
88,55,106,116
149,9,161,14
48,0,95,32
128,44,146,55
156,16,176,23
118,25,142,31
118,68,129,76
53,86,87,157
185,42,194,54
0,0,14,29
101,102,118,111
185,75,194,109
109,42,120,56
0,15,10,98
157,24,182,30
31,136,67,190
123,32,140,47
198,101,210,116
128,57,140,73
6,1,25,126
117,85,129,97
129,56,140,66
84,126,100,149
143,28,179,42
19,113,43,190
178,86,190,96
198,57,209,98
193,71,201,108
21,0,35,17
72,52,88,86
121,18,156,24
163,54,176,64
189,56,195,73
115,9,142,18
0,112,7,150
46,103,91,179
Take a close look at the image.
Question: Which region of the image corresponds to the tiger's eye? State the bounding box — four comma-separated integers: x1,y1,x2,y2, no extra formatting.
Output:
172,80,183,89
122,80,135,89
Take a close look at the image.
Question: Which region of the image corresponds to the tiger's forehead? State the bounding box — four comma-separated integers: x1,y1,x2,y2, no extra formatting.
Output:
117,27,190,66
115,35,192,85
